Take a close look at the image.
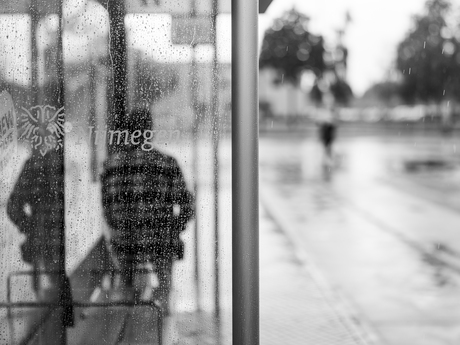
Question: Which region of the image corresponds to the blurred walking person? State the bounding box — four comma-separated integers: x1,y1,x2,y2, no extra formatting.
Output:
317,91,337,178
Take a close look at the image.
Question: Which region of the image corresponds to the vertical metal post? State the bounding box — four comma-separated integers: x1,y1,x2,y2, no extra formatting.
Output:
29,0,41,298
189,0,201,313
232,0,259,344
89,60,98,181
191,60,201,312
211,0,220,329
56,0,72,343
30,0,39,106
107,0,128,149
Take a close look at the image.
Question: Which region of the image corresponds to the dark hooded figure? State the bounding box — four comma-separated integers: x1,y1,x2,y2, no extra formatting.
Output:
100,108,194,314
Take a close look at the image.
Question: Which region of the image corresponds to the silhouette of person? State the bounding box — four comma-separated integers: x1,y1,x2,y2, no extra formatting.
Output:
101,108,194,314
7,135,65,297
7,97,74,328
317,91,337,177
319,118,336,161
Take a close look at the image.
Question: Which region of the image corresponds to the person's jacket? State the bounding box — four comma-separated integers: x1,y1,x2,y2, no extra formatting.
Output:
101,148,194,258
7,151,64,263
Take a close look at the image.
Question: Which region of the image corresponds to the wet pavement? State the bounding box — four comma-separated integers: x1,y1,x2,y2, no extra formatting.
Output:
259,132,460,345
259,204,377,345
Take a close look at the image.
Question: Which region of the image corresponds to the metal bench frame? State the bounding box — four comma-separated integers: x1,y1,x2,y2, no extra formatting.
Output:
1,268,165,345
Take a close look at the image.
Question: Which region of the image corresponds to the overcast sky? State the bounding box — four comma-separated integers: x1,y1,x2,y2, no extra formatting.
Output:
259,0,438,95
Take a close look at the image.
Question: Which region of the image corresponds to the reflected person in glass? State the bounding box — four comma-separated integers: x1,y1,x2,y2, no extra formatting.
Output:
7,121,65,297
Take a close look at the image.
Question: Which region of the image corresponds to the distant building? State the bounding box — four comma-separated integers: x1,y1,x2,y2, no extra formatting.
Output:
259,68,316,118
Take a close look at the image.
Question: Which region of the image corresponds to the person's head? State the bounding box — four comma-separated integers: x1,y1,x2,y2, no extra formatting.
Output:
31,126,57,157
112,107,156,152
122,108,153,133
26,104,63,157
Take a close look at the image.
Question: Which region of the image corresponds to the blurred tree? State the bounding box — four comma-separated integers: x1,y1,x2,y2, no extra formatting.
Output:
259,8,326,86
361,81,402,106
310,82,323,105
330,79,353,106
309,67,354,106
396,0,460,103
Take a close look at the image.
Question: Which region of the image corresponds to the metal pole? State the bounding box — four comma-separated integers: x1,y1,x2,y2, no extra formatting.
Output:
189,0,202,313
30,0,39,106
191,73,201,313
89,60,98,181
232,0,259,344
29,0,41,297
107,0,128,152
56,0,73,343
210,0,220,330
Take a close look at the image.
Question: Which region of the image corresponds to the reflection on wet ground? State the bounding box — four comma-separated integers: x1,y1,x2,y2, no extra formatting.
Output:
260,132,460,345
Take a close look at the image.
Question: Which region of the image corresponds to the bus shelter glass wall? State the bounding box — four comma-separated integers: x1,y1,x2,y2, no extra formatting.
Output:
0,0,231,344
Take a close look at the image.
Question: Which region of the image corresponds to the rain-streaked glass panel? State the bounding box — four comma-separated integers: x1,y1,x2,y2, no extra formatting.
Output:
0,0,231,344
